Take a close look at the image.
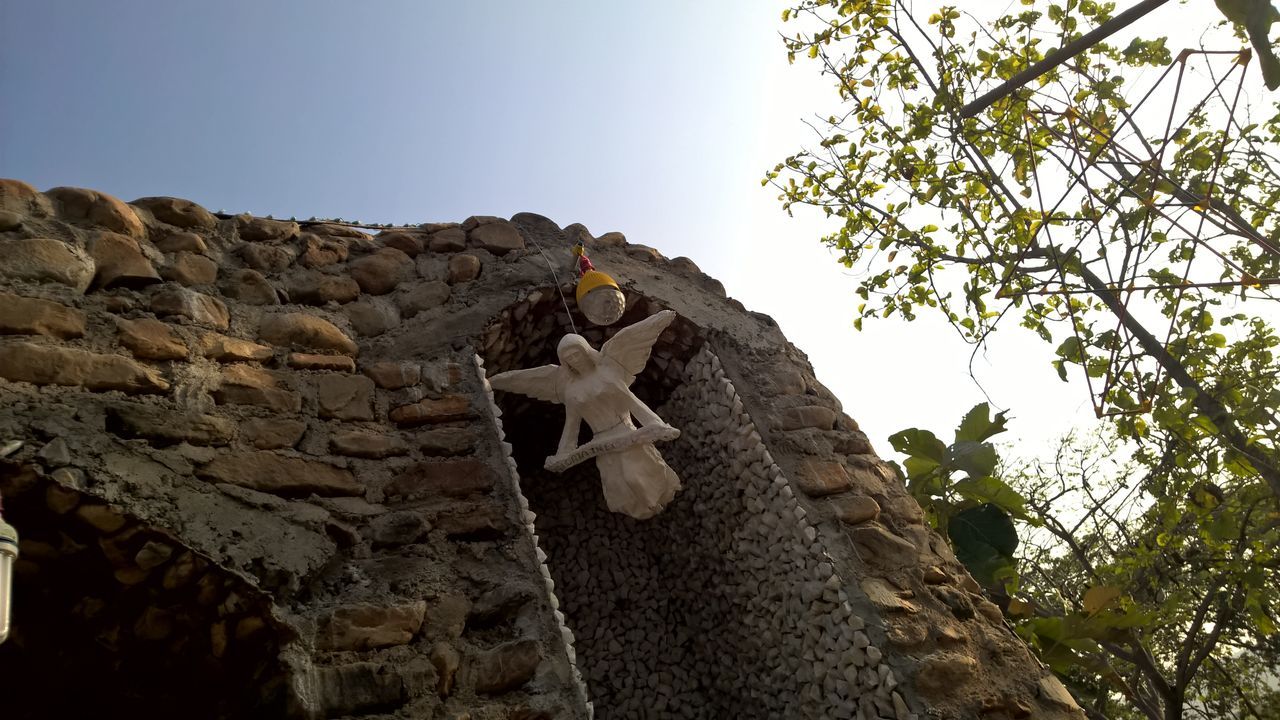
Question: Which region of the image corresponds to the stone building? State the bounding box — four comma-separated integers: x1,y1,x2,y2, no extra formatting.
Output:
0,179,1083,719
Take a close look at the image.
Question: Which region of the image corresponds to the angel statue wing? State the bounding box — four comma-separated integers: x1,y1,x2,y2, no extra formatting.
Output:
600,309,676,386
488,364,564,404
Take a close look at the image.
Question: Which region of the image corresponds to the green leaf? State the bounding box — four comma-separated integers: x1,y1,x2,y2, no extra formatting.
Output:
955,402,1010,442
951,476,1032,520
903,454,941,479
1055,336,1085,364
888,428,947,463
1083,586,1122,615
1052,359,1069,382
1246,591,1277,636
948,503,1019,586
948,440,999,478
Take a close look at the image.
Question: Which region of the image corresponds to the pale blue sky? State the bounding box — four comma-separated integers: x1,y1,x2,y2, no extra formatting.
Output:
1,0,1233,452
1,1,768,231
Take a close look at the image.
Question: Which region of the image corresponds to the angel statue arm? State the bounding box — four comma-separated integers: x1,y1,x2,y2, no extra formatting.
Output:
487,310,679,466
558,408,582,455
486,310,684,519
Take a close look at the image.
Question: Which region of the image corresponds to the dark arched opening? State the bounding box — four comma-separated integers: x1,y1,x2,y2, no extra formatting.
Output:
0,464,287,719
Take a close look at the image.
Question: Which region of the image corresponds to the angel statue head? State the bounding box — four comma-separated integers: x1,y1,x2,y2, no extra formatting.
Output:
489,310,684,520
556,334,596,376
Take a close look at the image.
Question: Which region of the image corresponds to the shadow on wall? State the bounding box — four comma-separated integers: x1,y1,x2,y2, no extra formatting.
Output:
0,460,286,719
487,291,851,719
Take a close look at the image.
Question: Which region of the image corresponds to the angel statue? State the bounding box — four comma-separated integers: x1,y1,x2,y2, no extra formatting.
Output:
488,310,682,520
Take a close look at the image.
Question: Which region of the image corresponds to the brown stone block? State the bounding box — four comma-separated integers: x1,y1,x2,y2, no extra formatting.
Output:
624,244,664,262
132,196,217,230
435,502,506,538
198,333,274,362
0,342,169,394
845,458,889,495
387,458,496,499
239,243,297,272
776,405,838,431
0,178,53,216
46,484,80,515
424,594,470,639
285,270,360,305
469,585,535,627
468,639,540,694
461,215,502,231
447,254,481,284
235,615,266,642
882,494,925,525
87,231,161,290
428,227,466,252
860,576,920,614
155,231,208,254
195,451,360,496
795,459,853,497
668,256,700,275
312,662,406,717
234,215,300,242
366,510,430,547
116,317,188,360
362,361,420,389
307,223,369,240
161,251,218,286
914,651,978,696
350,247,413,295
831,494,880,524
106,402,235,446
133,540,174,570
420,427,477,457
397,280,450,318
0,238,96,292
318,601,427,651
221,268,280,305
75,503,127,533
849,523,919,569
287,352,356,372
298,232,349,268
594,231,626,247
162,552,203,590
769,364,807,395
150,287,229,329
377,231,424,257
389,395,474,427
316,374,375,421
331,430,408,458
47,186,145,238
430,643,460,697
345,299,400,336
259,312,358,355
467,221,524,256
213,365,301,413
832,429,874,455
242,418,306,449
0,293,86,339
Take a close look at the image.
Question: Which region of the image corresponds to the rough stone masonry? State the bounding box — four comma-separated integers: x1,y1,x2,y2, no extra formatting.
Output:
0,178,1084,719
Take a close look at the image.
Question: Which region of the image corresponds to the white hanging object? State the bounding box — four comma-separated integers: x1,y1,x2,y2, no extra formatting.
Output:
488,311,682,519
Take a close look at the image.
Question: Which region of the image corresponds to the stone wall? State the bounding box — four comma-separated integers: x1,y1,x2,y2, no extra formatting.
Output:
516,345,908,719
0,178,1084,719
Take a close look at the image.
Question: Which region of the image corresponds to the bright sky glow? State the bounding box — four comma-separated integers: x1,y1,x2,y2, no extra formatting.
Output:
0,0,1260,457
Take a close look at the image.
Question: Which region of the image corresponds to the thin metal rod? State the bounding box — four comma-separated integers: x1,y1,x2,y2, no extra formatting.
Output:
959,0,1173,119
524,235,579,336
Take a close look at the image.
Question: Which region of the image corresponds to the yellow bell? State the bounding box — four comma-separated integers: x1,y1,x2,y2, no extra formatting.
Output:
576,270,626,326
